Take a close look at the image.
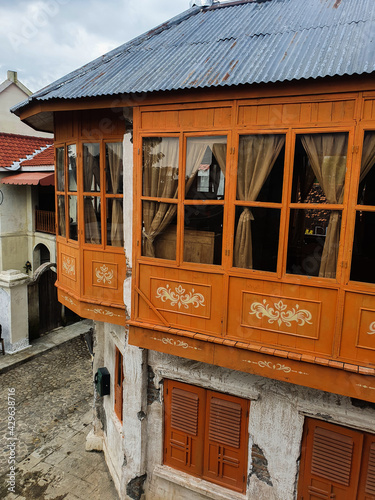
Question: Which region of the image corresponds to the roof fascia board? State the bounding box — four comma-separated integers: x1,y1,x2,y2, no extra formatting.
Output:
18,74,375,119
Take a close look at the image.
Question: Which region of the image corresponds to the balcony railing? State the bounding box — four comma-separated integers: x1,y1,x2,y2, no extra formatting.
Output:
35,210,56,234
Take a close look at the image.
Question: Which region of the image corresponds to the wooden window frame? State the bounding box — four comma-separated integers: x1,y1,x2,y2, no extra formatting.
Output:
55,138,124,251
137,126,358,285
163,379,249,494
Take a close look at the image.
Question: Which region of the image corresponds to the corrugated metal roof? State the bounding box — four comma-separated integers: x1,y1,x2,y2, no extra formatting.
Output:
13,0,375,110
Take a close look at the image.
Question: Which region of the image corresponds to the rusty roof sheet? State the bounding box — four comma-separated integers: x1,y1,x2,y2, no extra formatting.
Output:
13,0,375,111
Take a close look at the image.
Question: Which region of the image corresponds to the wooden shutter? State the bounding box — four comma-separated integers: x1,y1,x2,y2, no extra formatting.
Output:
298,419,364,500
164,379,205,476
358,434,375,499
114,348,123,422
203,391,249,493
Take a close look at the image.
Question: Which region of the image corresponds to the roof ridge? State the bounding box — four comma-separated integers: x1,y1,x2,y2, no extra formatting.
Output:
0,132,53,142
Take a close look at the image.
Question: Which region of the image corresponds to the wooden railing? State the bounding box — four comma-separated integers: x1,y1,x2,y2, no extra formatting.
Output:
35,210,56,234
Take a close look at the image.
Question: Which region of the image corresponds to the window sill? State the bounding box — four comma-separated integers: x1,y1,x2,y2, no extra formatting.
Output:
153,465,246,500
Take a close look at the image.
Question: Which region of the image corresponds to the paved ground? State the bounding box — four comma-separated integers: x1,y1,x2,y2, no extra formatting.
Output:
0,323,119,500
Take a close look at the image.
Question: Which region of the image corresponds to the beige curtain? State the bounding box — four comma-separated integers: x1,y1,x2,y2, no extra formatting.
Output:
107,143,123,247
234,135,285,268
301,133,348,278
83,145,101,244
84,197,101,244
143,138,179,257
58,197,66,237
360,132,375,182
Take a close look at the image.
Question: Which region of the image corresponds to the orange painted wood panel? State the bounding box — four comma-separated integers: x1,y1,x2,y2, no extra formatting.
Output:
140,106,231,131
226,277,337,356
82,248,126,304
129,324,375,403
340,291,375,366
58,242,80,294
136,264,224,335
362,99,375,121
237,98,356,127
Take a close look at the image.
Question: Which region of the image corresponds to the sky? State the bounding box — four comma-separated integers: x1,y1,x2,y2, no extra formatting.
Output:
0,0,192,93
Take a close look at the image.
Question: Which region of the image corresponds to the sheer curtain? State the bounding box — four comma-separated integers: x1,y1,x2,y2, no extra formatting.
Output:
83,146,100,244
107,143,123,247
360,132,375,182
185,137,227,194
142,138,179,257
234,135,285,268
301,133,348,278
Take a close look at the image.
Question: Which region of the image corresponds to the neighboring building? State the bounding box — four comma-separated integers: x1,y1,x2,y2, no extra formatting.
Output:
0,71,58,351
0,133,55,272
12,0,375,498
0,70,50,137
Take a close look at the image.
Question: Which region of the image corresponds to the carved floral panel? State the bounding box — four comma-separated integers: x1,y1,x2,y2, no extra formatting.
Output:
356,308,375,351
92,262,118,289
61,253,77,281
242,292,320,339
151,278,211,319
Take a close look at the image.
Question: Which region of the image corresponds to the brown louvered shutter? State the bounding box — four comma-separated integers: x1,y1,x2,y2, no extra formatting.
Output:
358,434,375,499
114,348,123,422
203,391,249,493
298,419,363,500
164,380,205,476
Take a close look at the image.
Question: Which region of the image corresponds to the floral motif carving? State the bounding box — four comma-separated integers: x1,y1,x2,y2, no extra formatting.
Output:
156,284,205,310
62,256,75,277
244,359,308,376
86,307,122,318
367,321,375,335
95,265,114,285
258,360,292,373
250,299,312,327
150,336,201,351
62,295,75,306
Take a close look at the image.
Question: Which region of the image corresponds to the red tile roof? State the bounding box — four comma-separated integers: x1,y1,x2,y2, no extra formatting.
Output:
0,133,53,169
21,146,54,166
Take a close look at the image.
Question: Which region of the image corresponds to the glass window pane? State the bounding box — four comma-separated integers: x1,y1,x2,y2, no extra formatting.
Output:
287,209,341,278
237,134,285,203
142,201,177,259
106,143,123,195
357,131,375,206
185,136,226,201
68,195,78,241
56,147,65,192
350,211,375,283
68,144,77,192
84,196,101,244
107,198,123,247
142,137,179,198
57,195,65,237
233,206,280,272
184,205,223,265
83,143,100,192
291,133,348,204
237,135,285,203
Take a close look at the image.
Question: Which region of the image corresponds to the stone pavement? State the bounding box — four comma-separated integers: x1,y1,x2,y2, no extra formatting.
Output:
0,321,119,500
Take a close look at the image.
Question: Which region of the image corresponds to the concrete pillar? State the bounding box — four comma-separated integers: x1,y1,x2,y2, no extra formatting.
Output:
0,269,30,353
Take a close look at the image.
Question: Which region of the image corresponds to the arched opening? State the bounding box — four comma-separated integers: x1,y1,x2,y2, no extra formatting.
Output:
33,243,50,270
